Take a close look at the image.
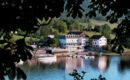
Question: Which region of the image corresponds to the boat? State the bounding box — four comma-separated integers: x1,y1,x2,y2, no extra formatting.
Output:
37,54,57,64
73,54,95,60
81,55,89,59
67,54,73,57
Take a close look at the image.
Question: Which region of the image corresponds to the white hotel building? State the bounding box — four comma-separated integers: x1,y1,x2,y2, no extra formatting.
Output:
58,32,89,52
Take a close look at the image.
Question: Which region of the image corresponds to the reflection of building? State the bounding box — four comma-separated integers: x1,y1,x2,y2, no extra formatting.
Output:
57,56,109,73
90,35,107,47
58,32,89,52
90,56,109,72
57,57,85,73
65,58,85,73
98,56,108,72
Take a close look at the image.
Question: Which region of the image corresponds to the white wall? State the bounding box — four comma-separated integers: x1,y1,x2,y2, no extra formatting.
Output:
59,35,89,51
66,38,78,43
92,36,107,47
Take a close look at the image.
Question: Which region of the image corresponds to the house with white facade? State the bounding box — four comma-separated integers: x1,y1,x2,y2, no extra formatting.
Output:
58,32,89,52
90,35,107,47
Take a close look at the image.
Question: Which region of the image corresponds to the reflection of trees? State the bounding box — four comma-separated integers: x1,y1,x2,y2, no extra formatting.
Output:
119,56,130,72
57,57,66,70
90,56,99,69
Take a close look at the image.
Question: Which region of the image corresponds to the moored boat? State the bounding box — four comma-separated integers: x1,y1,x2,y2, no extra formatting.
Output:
37,54,57,64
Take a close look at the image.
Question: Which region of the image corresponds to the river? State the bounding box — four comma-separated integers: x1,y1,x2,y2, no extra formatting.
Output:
18,56,130,80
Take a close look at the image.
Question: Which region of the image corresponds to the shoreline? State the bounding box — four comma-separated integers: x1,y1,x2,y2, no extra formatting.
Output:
34,48,130,57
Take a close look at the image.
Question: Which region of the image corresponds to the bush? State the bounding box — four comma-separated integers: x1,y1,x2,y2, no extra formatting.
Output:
102,45,111,51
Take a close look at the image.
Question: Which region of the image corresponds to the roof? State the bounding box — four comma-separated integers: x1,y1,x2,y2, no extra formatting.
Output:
90,35,104,39
58,35,66,39
67,32,83,35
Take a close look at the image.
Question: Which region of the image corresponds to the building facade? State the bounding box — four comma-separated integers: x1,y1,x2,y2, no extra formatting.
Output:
90,35,107,47
58,32,89,52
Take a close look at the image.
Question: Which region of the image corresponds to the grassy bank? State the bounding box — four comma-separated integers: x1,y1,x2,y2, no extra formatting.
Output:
86,31,115,39
80,19,118,29
90,19,118,29
13,35,39,41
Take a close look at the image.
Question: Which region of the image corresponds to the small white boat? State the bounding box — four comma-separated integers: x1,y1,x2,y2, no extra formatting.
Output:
81,55,89,59
37,54,57,64
74,55,95,60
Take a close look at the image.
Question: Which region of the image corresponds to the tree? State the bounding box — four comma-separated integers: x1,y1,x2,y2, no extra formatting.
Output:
94,25,102,32
126,38,130,48
50,37,60,47
102,24,111,33
40,26,49,38
102,30,111,43
86,0,130,53
73,19,80,31
69,24,75,31
0,0,85,79
58,21,68,33
53,20,68,34
87,21,92,31
101,24,111,43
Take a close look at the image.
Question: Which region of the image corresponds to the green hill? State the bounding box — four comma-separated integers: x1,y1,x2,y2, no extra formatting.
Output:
80,19,118,29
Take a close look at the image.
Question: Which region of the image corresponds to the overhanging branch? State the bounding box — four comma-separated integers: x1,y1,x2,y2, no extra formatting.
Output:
37,18,52,26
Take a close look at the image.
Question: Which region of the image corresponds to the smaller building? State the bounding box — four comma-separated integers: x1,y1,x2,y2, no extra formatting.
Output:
90,35,107,47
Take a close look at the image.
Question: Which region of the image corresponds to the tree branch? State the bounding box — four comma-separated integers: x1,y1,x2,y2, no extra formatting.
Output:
37,18,52,26
23,31,29,39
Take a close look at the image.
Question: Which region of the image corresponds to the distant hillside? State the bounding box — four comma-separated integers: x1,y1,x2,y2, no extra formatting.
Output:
81,0,106,21
80,19,118,29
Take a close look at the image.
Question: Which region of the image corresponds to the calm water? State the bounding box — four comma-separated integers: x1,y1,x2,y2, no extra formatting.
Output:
19,56,130,80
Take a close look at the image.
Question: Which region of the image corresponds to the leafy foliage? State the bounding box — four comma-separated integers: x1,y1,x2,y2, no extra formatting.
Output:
87,0,130,53
91,75,106,80
69,69,86,80
70,70,106,80
101,24,111,42
0,0,86,79
0,34,32,80
66,0,84,18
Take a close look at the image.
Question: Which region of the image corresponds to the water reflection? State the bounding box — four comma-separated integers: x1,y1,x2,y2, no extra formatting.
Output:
119,56,130,72
65,58,85,73
98,56,109,72
57,56,109,73
57,57,85,73
18,56,130,80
